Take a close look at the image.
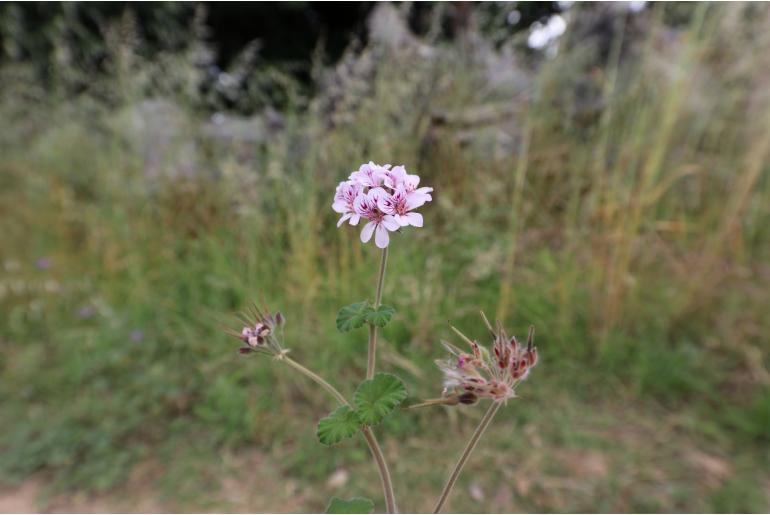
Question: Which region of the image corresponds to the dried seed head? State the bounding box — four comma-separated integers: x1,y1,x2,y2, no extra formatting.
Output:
436,315,539,402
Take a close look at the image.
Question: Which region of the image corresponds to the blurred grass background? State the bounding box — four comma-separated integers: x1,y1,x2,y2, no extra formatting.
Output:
1,2,769,513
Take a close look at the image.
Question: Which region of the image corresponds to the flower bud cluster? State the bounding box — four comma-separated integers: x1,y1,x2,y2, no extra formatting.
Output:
228,308,286,356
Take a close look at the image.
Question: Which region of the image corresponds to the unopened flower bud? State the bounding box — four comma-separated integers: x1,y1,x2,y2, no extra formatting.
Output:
527,348,538,366
458,392,478,405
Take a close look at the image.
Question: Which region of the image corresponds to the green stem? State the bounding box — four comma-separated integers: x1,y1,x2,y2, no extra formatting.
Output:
433,401,502,513
367,247,389,380
283,356,348,405
374,247,388,307
282,355,397,513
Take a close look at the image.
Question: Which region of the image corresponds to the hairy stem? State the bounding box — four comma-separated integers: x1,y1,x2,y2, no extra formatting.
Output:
367,247,389,380
433,401,502,513
362,426,397,513
282,355,397,513
367,324,377,381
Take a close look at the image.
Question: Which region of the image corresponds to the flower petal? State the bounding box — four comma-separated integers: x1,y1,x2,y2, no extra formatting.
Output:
406,173,420,188
414,187,433,200
349,214,361,226
361,221,375,243
405,212,423,227
377,194,395,214
374,224,390,248
405,194,427,210
353,193,369,215
381,215,401,231
337,213,352,227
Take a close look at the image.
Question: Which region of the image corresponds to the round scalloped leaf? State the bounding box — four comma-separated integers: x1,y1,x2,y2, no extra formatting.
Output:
336,301,373,332
365,304,396,328
353,373,407,426
316,406,361,446
325,497,375,514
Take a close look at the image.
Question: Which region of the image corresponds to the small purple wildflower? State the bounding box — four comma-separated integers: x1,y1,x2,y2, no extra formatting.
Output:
77,305,96,319
36,258,52,270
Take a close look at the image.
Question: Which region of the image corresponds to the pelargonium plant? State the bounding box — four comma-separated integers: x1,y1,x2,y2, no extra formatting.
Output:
227,161,537,514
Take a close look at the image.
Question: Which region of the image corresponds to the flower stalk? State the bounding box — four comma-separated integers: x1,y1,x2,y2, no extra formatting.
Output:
433,400,502,513
362,426,397,514
367,247,389,380
281,354,348,406
280,354,397,513
362,245,398,512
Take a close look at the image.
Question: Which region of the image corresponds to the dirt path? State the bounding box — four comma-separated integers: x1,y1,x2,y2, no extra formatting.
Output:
0,450,308,514
0,479,166,514
0,481,39,513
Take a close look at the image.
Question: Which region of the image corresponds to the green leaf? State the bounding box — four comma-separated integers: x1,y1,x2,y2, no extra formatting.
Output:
336,301,373,332
316,406,361,446
325,497,375,514
353,373,407,426
365,304,396,328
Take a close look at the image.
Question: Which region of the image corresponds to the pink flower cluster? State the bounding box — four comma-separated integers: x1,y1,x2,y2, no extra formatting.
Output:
437,317,537,402
332,162,433,248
